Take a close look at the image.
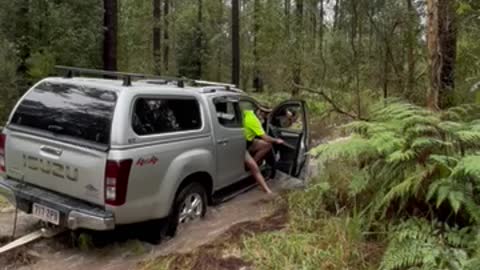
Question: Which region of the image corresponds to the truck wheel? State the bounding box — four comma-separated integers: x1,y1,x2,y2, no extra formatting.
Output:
145,182,207,244
174,182,207,227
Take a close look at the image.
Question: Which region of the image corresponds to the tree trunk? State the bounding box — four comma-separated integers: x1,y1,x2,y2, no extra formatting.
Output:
350,0,361,117
285,0,290,36
319,0,324,55
153,0,161,74
253,0,262,92
231,0,240,86
103,0,118,71
16,0,30,75
427,0,457,110
292,0,303,96
333,0,340,31
163,0,169,73
406,0,416,93
194,0,204,79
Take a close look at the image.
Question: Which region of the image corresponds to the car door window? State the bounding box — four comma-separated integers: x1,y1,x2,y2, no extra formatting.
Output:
271,105,304,131
132,97,201,135
214,98,242,128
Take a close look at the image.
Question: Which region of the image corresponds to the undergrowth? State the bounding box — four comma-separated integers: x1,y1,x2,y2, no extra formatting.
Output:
310,100,480,269
241,100,480,270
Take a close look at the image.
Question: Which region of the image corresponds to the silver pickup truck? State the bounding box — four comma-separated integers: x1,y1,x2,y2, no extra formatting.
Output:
0,67,309,240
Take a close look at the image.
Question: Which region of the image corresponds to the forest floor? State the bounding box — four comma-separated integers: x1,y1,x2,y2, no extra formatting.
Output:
0,120,334,270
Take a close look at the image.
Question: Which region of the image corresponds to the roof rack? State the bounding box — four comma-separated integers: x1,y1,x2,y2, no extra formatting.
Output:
54,66,242,91
55,66,186,87
192,80,244,93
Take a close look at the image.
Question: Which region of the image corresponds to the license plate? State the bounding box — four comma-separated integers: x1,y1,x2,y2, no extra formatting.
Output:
32,203,60,225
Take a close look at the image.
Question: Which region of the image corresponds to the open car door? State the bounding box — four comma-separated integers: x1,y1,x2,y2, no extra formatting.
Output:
267,100,309,177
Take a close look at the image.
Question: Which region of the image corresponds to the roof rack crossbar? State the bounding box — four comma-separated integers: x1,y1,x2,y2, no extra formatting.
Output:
54,66,238,91
55,66,186,87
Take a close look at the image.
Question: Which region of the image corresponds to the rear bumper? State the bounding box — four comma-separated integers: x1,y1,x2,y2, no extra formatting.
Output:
0,177,115,231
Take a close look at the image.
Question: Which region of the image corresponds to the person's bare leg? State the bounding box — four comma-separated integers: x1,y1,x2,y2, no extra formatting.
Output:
250,139,272,165
245,154,272,194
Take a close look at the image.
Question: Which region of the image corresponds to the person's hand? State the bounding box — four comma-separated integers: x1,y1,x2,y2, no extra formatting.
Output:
275,138,284,145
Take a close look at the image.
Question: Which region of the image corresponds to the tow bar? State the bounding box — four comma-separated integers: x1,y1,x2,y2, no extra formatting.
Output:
0,227,65,255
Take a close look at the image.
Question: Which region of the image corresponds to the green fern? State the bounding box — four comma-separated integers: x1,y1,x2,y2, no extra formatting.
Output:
311,101,480,269
380,219,473,270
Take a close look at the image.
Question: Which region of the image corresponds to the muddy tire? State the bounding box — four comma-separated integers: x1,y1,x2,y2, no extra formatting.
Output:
147,182,207,244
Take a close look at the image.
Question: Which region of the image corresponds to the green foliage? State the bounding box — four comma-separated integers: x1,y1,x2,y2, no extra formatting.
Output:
310,101,480,269
118,0,154,73
380,219,480,270
0,36,18,124
26,52,56,81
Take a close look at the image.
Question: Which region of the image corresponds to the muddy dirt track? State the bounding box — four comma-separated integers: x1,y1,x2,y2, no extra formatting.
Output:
0,172,307,270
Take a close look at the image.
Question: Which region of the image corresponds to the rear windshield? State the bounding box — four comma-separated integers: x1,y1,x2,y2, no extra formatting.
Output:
10,82,117,145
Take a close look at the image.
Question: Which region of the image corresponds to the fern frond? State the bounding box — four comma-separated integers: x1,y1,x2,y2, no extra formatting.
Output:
454,131,480,149
410,137,452,153
379,167,431,216
450,155,480,182
311,135,378,163
387,150,417,164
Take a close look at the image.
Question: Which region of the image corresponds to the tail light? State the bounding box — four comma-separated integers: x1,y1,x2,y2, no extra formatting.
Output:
0,134,6,174
104,159,132,206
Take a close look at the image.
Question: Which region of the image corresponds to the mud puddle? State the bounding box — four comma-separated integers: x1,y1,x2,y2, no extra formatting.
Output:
0,174,299,270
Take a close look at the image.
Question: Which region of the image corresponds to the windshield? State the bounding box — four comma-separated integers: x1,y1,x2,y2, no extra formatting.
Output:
10,81,117,145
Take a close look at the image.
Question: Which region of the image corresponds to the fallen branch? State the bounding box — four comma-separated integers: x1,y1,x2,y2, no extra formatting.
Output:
295,84,366,120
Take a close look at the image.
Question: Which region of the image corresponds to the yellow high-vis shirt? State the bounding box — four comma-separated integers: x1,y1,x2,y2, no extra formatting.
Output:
243,110,265,142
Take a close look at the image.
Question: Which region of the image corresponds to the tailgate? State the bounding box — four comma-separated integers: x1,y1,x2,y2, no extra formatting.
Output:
3,80,118,206
5,131,107,206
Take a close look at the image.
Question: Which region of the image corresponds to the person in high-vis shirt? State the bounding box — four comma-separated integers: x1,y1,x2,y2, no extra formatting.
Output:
243,109,284,194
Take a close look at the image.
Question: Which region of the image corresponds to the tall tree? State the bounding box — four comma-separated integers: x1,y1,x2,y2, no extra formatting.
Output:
15,0,30,75
163,0,169,73
285,0,291,36
232,0,240,86
405,0,416,93
427,0,457,110
153,0,162,74
195,0,204,79
253,0,262,92
103,0,118,71
292,0,303,96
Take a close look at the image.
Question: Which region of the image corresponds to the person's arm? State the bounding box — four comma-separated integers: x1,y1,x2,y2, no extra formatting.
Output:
260,134,284,145
249,114,284,145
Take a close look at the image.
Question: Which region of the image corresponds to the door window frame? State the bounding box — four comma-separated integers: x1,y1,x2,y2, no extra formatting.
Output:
212,96,243,129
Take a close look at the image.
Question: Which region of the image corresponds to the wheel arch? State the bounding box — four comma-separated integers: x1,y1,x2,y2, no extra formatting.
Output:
175,171,214,204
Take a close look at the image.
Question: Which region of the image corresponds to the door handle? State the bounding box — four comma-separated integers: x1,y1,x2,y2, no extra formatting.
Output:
217,139,229,145
40,146,63,156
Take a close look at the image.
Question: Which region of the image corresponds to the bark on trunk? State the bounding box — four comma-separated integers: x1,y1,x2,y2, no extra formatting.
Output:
103,0,118,71
153,0,161,74
253,0,262,92
194,0,204,79
406,0,416,93
231,0,240,86
292,0,303,96
163,0,169,73
427,0,457,110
